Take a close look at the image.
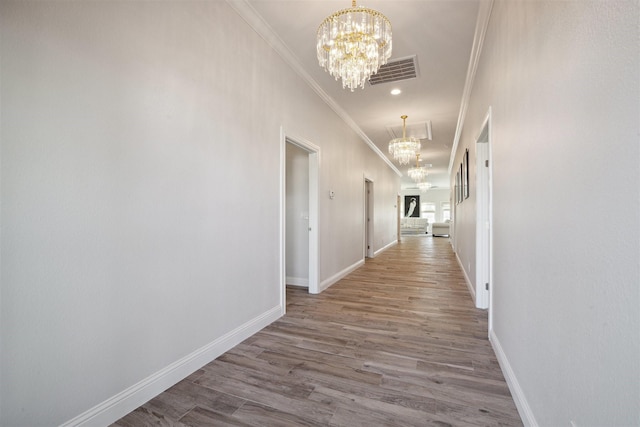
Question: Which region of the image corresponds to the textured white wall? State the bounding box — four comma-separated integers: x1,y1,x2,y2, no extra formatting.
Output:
453,1,639,425
0,1,400,425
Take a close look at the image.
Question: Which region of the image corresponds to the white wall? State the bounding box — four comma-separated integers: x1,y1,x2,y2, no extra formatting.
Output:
452,1,639,425
368,169,400,256
318,134,400,285
0,2,400,425
285,143,309,286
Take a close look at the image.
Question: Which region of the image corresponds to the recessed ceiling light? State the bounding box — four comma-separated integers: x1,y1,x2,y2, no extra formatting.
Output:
390,88,401,95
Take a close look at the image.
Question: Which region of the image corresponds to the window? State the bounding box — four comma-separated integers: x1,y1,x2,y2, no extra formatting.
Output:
421,202,436,223
442,202,451,222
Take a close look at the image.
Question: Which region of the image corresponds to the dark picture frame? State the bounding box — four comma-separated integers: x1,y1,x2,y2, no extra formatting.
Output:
404,195,420,217
460,163,464,202
463,149,470,200
455,170,461,204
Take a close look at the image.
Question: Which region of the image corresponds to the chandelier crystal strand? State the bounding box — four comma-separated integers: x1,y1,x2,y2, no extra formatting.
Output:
317,0,392,91
408,153,428,182
389,115,421,165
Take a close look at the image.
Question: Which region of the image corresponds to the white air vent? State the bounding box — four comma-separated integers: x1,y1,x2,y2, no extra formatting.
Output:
386,120,432,141
369,55,419,86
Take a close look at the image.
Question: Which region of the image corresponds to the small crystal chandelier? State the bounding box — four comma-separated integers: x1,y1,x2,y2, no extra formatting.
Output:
417,182,433,192
317,0,392,91
389,115,421,165
407,153,428,182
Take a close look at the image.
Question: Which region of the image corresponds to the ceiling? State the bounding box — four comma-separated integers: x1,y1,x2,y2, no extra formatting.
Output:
237,0,481,190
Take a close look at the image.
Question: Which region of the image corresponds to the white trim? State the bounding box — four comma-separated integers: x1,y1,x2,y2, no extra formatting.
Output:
319,259,365,293
280,128,287,312
286,276,309,287
449,0,494,174
60,306,283,427
489,330,538,427
455,252,476,304
374,239,397,257
226,0,401,178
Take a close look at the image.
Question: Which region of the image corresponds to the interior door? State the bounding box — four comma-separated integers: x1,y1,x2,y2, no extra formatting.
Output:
475,111,492,316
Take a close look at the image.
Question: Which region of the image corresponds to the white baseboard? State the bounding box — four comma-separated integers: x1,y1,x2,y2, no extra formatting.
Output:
61,305,283,427
286,276,309,287
374,239,397,257
455,252,476,304
318,259,365,293
489,329,538,427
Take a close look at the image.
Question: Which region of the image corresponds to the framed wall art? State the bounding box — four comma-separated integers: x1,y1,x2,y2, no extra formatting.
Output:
463,148,469,199
404,195,420,217
455,169,461,204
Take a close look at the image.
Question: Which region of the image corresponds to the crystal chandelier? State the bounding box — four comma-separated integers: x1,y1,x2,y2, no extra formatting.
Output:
417,182,433,192
317,0,392,91
389,115,421,165
407,153,428,182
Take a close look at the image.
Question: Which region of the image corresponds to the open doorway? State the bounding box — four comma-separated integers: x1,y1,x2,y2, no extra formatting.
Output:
364,178,374,258
285,143,310,287
281,131,319,314
475,108,492,320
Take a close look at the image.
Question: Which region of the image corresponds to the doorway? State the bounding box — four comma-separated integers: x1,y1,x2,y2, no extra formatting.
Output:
364,178,374,258
281,131,319,314
475,109,492,320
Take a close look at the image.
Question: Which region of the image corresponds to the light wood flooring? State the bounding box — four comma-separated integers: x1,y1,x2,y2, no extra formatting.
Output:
112,235,522,426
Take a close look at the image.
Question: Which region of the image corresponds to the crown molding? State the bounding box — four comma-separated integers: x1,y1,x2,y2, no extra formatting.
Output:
448,0,494,175
226,0,402,177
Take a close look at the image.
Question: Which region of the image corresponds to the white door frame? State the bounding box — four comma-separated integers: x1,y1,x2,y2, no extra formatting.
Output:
364,177,374,258
281,128,320,312
475,108,492,318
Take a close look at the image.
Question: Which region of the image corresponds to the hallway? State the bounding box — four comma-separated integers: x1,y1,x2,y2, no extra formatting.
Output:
113,236,522,426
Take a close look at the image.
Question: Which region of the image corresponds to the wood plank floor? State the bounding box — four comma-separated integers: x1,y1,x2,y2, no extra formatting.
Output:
112,235,522,426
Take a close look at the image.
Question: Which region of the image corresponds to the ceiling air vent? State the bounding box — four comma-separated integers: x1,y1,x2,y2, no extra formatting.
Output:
369,55,419,86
